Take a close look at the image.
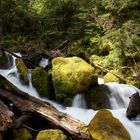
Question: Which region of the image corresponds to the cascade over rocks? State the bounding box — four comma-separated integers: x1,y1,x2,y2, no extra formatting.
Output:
88,109,131,140
52,56,98,102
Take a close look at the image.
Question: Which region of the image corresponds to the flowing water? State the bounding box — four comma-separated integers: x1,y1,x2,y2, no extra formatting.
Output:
0,53,140,140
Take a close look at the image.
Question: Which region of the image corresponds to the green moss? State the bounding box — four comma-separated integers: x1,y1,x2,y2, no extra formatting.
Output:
0,55,8,68
104,70,121,83
32,67,49,98
36,129,67,140
86,85,110,110
52,57,97,102
15,59,29,84
88,109,131,140
13,128,32,140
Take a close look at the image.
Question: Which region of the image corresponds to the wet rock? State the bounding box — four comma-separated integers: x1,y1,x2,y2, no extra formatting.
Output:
32,67,49,97
15,58,29,84
36,129,67,140
88,109,131,140
52,56,97,102
12,128,32,140
86,85,111,110
126,92,140,119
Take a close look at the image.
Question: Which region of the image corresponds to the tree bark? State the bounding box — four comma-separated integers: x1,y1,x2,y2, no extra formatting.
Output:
0,100,14,132
0,75,90,139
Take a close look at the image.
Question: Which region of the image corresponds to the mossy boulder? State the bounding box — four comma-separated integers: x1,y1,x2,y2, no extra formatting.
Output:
32,67,49,97
88,109,131,140
0,55,8,68
86,85,110,110
104,70,121,83
15,58,29,84
36,129,67,140
52,57,97,102
12,128,32,140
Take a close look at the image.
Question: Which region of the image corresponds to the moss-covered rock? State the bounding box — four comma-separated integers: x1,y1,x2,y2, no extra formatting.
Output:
86,85,110,110
36,129,67,140
32,67,49,97
15,58,29,84
52,57,97,102
104,70,121,83
88,109,131,140
0,55,8,68
12,128,32,140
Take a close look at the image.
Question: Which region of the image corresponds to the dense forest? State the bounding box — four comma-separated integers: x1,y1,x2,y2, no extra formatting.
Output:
0,0,140,87
0,0,140,140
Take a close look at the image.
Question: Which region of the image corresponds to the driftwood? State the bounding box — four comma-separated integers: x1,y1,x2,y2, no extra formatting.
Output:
0,100,13,132
0,75,90,139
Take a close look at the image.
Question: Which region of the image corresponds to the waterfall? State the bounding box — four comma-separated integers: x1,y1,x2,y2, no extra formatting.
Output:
1,53,140,140
106,82,140,109
72,94,87,108
39,58,48,68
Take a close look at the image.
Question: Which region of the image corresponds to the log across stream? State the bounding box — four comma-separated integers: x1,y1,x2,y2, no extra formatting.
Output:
0,52,140,140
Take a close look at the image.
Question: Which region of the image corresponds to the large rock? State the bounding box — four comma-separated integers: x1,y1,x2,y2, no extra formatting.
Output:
86,85,111,110
126,92,140,119
104,70,121,83
0,55,8,68
32,67,49,97
36,129,67,140
15,58,29,84
13,128,32,140
88,109,131,140
52,57,97,102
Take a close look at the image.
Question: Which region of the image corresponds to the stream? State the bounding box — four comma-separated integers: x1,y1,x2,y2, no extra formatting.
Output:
0,53,140,140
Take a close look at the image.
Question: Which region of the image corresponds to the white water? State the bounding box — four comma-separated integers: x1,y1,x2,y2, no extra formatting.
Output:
72,94,87,109
0,53,140,140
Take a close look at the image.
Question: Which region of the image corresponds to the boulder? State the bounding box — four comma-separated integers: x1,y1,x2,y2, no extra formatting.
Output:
126,92,140,119
12,128,32,140
0,55,8,68
104,70,120,83
88,109,131,140
36,129,67,140
15,58,29,84
32,67,49,97
86,85,110,110
52,57,97,102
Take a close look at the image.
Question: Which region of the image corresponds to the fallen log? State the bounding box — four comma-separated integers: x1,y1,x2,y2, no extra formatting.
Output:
0,100,13,132
0,75,90,139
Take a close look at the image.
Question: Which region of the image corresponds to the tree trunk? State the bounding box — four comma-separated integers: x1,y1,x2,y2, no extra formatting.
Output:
0,75,90,139
0,100,14,132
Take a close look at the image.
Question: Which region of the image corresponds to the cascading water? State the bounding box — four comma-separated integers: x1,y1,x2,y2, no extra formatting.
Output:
72,94,87,109
0,53,140,140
